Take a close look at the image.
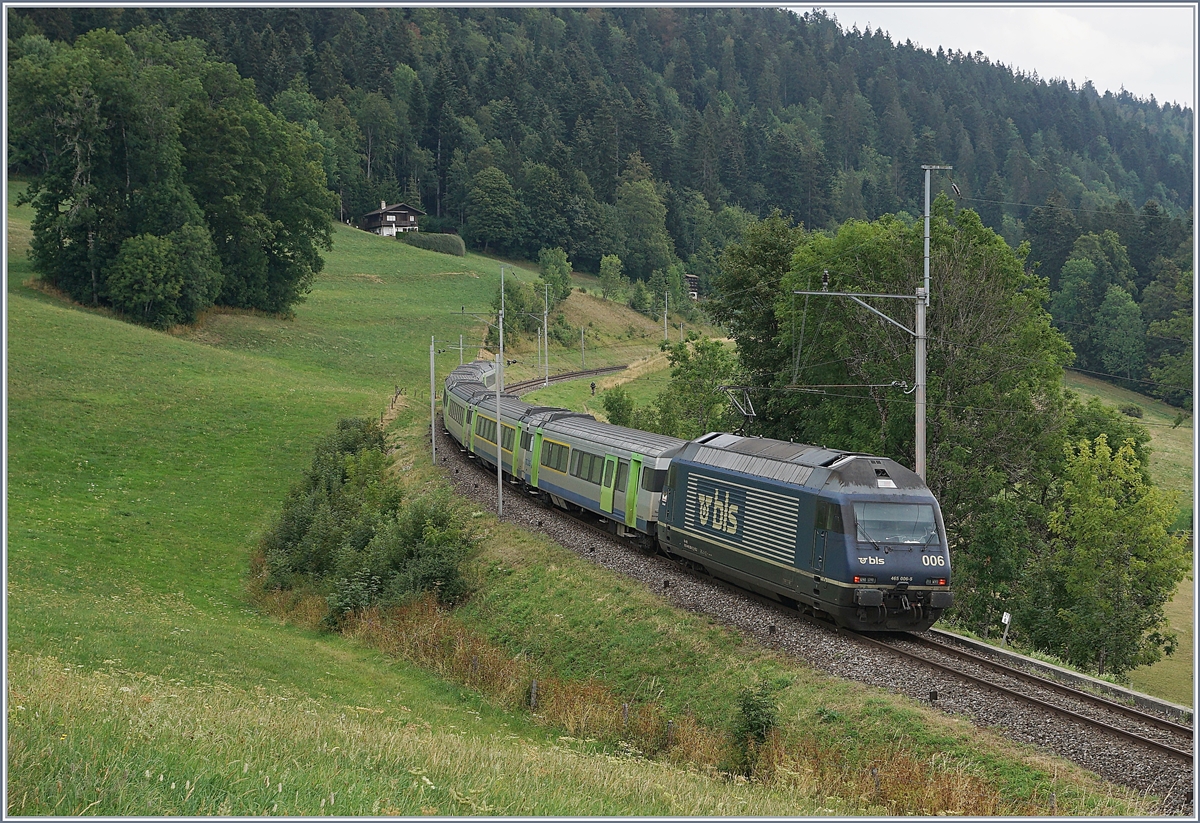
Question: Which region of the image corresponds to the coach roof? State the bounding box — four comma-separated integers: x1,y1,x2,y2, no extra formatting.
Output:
542,415,687,457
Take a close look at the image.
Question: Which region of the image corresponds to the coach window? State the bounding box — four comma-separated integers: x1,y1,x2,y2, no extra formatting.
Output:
641,467,666,493
541,441,569,473
615,461,628,493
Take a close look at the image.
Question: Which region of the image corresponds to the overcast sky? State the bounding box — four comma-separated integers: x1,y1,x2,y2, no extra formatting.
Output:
795,4,1197,109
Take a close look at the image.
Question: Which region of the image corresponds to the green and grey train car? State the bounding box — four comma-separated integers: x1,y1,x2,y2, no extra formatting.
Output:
657,432,953,631
442,360,500,448
522,412,685,538
442,360,683,540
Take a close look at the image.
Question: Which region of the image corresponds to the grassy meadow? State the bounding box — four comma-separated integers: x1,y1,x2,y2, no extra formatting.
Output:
4,178,1171,814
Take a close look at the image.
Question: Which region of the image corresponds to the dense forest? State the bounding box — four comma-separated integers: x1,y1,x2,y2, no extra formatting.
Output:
6,6,1193,403
6,5,1195,678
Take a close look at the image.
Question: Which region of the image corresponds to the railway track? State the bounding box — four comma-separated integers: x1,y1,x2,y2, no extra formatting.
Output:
860,631,1193,764
504,365,628,396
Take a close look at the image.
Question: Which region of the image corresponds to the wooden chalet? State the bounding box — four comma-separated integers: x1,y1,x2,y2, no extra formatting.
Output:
361,201,425,236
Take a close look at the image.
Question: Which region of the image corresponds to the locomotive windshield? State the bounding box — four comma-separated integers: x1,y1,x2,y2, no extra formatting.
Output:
853,502,938,546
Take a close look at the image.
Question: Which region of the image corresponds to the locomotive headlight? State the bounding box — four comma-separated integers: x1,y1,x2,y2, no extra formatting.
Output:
925,577,948,586
853,575,876,584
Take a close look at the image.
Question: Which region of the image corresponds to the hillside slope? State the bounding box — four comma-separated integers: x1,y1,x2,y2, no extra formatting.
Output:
5,193,1160,815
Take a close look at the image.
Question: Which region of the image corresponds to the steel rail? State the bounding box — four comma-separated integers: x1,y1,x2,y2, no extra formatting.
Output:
854,631,1193,764
904,634,1193,740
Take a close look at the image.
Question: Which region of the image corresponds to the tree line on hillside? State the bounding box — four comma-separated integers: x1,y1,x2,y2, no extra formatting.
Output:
1024,194,1192,408
609,202,1188,679
7,10,1192,311
8,7,1192,408
7,26,337,327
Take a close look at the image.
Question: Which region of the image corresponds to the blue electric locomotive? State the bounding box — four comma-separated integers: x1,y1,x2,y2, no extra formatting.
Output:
657,433,952,631
442,360,953,631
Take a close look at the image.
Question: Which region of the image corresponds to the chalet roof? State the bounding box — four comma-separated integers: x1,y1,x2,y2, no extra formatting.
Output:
362,201,427,219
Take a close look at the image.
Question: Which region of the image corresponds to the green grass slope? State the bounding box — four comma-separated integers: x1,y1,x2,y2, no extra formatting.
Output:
4,182,1161,814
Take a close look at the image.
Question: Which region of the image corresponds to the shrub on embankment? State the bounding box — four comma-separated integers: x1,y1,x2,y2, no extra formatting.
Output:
253,418,474,624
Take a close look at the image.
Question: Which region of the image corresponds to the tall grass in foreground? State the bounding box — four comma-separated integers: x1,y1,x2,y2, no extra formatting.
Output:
256,592,1144,816
6,650,890,817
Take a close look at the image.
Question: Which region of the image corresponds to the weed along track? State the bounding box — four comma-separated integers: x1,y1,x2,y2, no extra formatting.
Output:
441,427,1194,815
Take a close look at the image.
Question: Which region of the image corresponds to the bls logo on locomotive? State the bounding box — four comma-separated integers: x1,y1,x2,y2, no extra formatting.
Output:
696,487,741,536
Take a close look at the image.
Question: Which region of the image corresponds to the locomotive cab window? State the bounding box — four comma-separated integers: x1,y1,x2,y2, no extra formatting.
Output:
814,499,844,533
853,502,938,545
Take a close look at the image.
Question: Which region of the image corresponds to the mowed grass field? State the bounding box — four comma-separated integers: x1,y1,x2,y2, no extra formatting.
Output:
4,179,1165,814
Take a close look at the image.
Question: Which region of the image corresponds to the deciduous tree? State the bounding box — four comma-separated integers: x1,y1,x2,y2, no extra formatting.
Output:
533,247,571,304
1020,435,1189,676
599,254,626,301
1095,285,1146,384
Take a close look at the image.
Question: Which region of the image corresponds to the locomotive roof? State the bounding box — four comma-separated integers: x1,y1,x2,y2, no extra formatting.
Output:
543,415,687,457
678,433,928,493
